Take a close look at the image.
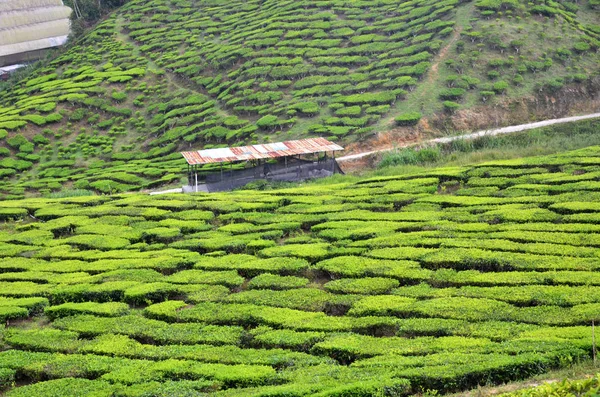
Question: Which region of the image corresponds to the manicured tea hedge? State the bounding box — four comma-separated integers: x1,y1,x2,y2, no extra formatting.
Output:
2,147,600,395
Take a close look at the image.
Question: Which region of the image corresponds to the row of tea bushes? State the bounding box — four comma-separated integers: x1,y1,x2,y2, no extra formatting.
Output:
3,147,600,395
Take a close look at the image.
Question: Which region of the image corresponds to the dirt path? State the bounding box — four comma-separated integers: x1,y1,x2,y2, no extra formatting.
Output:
338,112,600,162
421,26,463,96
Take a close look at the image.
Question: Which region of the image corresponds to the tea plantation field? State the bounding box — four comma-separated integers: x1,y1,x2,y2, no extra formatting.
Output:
0,0,598,198
3,146,600,395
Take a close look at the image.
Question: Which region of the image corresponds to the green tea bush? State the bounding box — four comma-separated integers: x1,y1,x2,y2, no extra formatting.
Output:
248,274,310,290
348,296,416,317
3,378,115,397
0,297,49,315
4,328,82,353
439,88,466,100
53,314,244,345
0,306,29,322
62,234,130,250
224,288,346,312
45,302,129,320
324,277,400,295
259,243,332,262
0,368,15,390
167,270,244,287
4,141,600,395
395,112,422,126
123,282,181,305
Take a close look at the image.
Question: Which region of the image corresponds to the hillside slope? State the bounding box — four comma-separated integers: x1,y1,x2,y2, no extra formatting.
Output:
0,0,598,197
3,146,600,395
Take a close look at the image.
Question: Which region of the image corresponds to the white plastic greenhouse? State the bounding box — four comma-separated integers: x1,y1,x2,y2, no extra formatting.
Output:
0,0,72,67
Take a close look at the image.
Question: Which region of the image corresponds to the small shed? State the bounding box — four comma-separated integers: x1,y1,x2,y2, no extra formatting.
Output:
181,137,344,192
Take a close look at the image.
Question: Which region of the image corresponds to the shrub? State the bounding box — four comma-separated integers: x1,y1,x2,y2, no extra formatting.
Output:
45,302,130,320
256,115,279,130
36,102,57,113
4,378,117,396
62,234,130,250
195,255,310,276
68,108,86,121
53,314,244,345
335,92,397,105
0,297,48,314
291,102,319,116
45,113,63,123
124,283,181,305
0,368,15,390
0,121,26,130
6,134,28,149
443,101,460,112
259,243,332,263
0,208,28,220
493,80,509,93
395,112,422,126
251,327,327,350
167,270,244,287
573,41,591,52
324,277,400,295
348,296,416,316
248,274,310,290
335,106,362,117
32,134,50,145
111,91,128,102
439,88,466,100
0,306,29,322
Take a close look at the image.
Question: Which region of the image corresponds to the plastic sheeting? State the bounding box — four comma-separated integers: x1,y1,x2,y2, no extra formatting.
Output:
0,19,71,46
0,0,63,12
0,0,71,66
0,6,71,29
0,35,68,57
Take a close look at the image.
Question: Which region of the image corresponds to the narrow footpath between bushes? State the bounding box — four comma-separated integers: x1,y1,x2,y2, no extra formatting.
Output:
337,112,600,162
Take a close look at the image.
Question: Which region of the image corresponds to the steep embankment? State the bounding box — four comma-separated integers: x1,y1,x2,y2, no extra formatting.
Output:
0,0,598,197
338,113,600,163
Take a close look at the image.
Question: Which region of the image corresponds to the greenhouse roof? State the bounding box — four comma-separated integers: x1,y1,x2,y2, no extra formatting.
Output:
181,138,344,165
0,0,71,65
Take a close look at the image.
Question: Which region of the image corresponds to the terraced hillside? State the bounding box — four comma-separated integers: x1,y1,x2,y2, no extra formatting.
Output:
0,0,598,198
3,147,600,395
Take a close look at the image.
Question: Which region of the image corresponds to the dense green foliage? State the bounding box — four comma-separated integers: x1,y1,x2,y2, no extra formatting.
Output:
0,0,597,197
2,147,600,395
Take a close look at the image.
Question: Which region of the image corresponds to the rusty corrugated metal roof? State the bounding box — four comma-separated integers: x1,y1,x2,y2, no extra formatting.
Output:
181,137,344,165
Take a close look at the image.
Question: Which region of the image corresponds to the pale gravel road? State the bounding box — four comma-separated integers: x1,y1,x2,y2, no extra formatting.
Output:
337,112,600,162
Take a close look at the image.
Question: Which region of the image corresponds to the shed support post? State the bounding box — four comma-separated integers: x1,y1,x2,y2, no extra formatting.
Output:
195,166,198,193
332,151,335,174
